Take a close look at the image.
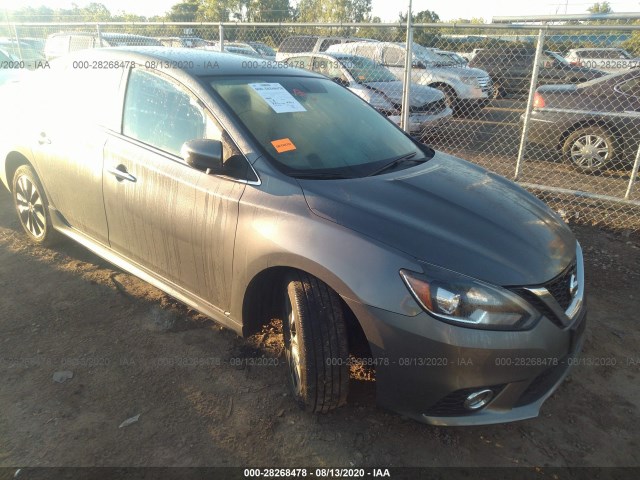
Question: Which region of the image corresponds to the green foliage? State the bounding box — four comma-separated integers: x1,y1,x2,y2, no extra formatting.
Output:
587,2,613,14
296,0,372,23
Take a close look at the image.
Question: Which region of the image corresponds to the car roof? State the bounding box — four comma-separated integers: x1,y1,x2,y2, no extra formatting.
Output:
66,47,323,78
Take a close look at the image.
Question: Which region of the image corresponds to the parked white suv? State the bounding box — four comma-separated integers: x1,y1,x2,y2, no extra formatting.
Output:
327,41,493,115
565,48,639,73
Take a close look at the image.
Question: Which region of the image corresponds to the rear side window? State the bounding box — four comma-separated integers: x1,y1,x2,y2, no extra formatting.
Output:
319,39,341,52
123,69,209,156
69,35,95,52
279,37,317,54
355,45,378,60
382,46,405,67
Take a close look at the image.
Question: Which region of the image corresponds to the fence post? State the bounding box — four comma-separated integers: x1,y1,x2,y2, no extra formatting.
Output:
96,23,103,47
624,144,640,200
219,23,224,52
514,27,546,181
400,0,413,133
10,19,23,62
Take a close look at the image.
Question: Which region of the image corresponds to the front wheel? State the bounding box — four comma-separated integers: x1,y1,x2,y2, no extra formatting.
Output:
283,271,349,413
12,165,58,245
562,126,616,174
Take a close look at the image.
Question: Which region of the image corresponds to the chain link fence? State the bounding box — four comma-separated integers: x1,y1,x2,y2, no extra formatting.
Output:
1,18,639,230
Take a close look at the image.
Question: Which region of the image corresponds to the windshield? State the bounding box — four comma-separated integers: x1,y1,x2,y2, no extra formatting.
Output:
546,51,569,65
207,75,429,177
252,43,276,56
338,56,397,83
412,44,454,66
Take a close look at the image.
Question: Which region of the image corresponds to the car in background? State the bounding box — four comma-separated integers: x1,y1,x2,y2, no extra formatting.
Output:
565,48,639,73
0,47,586,427
275,35,367,61
206,42,263,58
246,41,277,60
434,49,468,66
526,69,640,174
0,48,32,85
469,46,606,98
327,41,493,115
0,39,45,69
156,36,208,48
44,32,162,60
284,52,452,133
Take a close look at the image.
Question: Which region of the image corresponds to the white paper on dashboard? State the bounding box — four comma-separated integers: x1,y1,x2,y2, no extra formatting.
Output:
249,83,307,113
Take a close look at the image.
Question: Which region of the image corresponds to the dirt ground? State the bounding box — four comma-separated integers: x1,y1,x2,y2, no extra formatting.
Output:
0,185,639,470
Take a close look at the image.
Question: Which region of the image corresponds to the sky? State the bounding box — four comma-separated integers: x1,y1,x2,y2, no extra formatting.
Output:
4,0,640,22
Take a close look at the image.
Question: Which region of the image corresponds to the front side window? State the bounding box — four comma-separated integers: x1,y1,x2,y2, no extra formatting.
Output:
208,75,430,177
123,69,212,156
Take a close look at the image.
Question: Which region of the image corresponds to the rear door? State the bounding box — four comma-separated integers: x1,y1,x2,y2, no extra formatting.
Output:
32,63,123,244
102,67,246,310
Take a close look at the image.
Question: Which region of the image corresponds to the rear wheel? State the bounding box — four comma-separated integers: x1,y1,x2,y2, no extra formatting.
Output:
282,271,349,413
563,126,616,174
12,165,58,245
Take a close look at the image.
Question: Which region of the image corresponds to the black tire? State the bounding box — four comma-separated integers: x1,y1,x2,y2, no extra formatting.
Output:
492,82,505,99
12,165,58,245
436,85,460,114
282,271,349,413
562,126,616,174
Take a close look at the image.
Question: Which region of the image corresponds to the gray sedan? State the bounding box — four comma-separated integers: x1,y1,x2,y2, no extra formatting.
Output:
0,47,586,425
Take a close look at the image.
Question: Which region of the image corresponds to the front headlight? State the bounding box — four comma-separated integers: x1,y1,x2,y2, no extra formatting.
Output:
400,266,541,330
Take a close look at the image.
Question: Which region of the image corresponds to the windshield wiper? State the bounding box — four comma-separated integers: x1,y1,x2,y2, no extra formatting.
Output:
366,152,424,177
291,172,353,180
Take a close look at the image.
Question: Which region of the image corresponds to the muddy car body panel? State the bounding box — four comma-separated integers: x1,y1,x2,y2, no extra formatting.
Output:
0,47,587,425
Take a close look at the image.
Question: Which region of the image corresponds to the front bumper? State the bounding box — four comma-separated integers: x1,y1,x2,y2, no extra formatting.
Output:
344,297,587,426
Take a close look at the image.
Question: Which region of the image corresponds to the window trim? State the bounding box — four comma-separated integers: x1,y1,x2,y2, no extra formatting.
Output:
120,66,260,185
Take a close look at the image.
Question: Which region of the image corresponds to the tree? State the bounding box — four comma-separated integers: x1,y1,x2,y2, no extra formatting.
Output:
246,0,290,22
398,10,441,47
167,0,201,22
198,0,243,21
587,2,613,14
296,0,372,23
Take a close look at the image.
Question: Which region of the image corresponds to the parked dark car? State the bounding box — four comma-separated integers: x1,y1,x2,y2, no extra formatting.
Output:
470,46,605,98
526,69,640,174
0,47,586,426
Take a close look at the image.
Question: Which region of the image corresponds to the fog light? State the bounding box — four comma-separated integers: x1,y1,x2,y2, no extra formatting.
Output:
463,389,494,410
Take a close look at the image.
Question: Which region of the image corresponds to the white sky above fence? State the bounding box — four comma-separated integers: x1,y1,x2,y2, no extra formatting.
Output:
4,0,640,22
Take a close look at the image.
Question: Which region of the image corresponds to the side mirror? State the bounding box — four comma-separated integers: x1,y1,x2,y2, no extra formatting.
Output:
332,77,350,87
181,139,223,174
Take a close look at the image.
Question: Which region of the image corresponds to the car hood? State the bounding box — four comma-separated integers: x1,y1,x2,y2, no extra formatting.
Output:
363,81,444,105
299,152,576,286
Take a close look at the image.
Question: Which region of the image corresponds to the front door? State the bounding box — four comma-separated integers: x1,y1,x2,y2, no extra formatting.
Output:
103,67,246,310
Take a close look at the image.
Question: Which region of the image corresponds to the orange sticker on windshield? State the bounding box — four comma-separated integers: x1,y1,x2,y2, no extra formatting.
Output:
271,138,296,153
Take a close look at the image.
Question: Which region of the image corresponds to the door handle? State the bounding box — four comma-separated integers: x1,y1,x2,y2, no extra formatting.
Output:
107,165,137,183
38,132,51,145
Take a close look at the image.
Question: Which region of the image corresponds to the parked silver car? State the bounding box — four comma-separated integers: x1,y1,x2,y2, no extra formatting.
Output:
327,41,494,114
0,47,586,426
566,48,639,73
284,52,452,133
